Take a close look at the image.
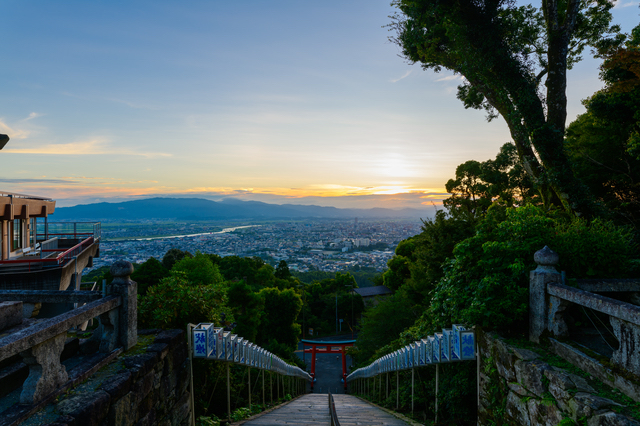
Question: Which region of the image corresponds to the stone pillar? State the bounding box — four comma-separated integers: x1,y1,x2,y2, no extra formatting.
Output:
20,333,69,404
529,246,560,343
610,317,640,377
108,260,137,350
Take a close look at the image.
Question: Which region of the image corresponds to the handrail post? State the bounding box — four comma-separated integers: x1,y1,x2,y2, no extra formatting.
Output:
227,363,231,423
411,367,414,417
19,332,69,404
529,246,561,343
108,260,138,350
396,370,399,409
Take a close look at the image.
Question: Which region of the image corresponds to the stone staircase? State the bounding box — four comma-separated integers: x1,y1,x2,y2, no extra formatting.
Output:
238,393,414,425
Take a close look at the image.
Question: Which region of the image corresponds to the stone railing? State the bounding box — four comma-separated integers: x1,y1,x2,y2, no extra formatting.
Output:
529,246,640,377
0,260,137,405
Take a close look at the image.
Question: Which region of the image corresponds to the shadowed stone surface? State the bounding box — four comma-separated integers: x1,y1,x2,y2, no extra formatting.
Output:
333,394,410,425
241,394,330,425
0,302,22,332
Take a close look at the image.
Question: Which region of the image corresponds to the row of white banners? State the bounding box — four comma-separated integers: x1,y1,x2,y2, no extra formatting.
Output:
192,323,311,381
347,325,475,381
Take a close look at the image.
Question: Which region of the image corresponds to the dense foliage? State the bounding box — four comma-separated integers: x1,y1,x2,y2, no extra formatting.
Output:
390,0,619,217
354,21,640,421
81,247,371,419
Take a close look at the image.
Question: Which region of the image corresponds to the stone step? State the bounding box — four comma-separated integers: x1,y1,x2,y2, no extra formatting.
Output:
239,393,412,426
333,394,411,426
241,394,330,425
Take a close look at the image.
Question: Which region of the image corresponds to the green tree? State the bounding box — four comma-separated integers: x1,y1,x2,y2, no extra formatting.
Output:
256,287,302,355
131,257,169,296
354,290,419,364
444,143,537,220
162,248,192,270
172,251,224,286
426,204,639,334
274,260,292,280
566,24,640,230
227,280,264,342
214,255,266,287
138,273,227,330
390,0,619,216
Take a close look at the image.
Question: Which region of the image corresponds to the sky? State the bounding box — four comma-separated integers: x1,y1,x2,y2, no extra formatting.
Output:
1,1,639,210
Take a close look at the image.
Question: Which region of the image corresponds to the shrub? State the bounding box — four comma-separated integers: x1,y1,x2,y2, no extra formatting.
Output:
138,272,228,330
428,204,639,334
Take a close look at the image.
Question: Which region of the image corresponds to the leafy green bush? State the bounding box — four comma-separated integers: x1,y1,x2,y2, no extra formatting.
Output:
172,251,224,286
427,204,639,333
138,272,228,330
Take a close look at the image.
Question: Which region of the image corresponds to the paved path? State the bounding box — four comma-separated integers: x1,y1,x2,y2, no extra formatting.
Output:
333,395,410,426
239,393,410,426
241,394,330,425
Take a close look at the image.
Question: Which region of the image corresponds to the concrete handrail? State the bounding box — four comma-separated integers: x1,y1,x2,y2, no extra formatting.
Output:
574,279,640,293
0,290,103,304
530,246,640,378
0,295,120,362
547,283,640,327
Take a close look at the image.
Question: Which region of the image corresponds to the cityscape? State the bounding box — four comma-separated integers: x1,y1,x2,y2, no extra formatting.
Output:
91,219,424,274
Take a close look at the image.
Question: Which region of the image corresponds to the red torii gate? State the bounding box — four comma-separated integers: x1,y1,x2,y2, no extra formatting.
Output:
302,339,356,391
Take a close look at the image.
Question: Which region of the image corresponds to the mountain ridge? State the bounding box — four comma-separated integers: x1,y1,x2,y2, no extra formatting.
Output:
52,197,431,220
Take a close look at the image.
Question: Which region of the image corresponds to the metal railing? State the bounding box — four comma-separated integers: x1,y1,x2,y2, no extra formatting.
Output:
328,391,341,426
38,222,101,242
0,237,95,270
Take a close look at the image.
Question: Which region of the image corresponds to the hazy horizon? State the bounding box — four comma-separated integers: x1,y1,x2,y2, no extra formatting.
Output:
2,1,638,211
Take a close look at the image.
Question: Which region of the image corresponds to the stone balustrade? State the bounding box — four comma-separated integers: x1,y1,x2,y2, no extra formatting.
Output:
529,246,640,377
0,260,137,405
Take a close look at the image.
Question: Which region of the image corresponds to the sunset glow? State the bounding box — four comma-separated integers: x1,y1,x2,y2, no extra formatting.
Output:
1,1,638,211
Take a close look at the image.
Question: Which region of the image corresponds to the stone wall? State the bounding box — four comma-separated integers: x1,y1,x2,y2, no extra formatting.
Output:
478,331,640,425
45,329,191,426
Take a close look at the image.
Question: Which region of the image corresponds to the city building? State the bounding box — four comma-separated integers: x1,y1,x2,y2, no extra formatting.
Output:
352,285,392,306
0,191,100,316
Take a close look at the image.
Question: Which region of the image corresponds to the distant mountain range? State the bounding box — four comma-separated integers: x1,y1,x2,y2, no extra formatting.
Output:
52,197,431,221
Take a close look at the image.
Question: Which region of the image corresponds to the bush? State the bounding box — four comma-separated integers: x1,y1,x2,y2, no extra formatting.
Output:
138,272,228,330
428,204,639,334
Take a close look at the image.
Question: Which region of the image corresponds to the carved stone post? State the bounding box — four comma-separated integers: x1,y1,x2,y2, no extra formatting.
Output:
108,260,137,350
529,246,561,343
610,317,640,376
20,333,69,404
99,308,119,353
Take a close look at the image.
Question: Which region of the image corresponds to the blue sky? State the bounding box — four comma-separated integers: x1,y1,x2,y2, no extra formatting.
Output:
1,1,639,209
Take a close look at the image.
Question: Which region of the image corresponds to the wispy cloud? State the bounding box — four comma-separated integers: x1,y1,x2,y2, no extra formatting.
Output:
21,112,43,122
390,70,412,83
436,75,463,82
0,113,41,139
0,178,74,184
4,138,171,158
